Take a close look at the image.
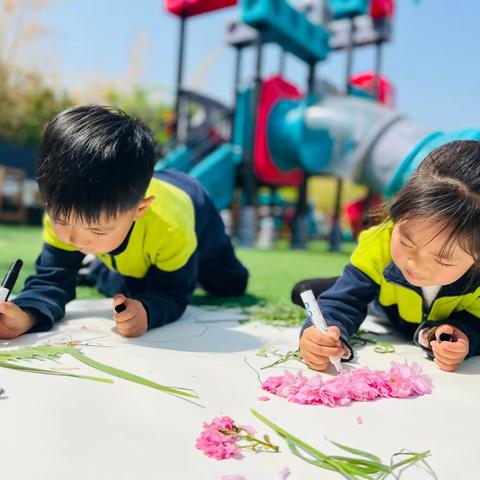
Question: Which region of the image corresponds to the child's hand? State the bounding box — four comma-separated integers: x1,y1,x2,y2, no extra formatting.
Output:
113,294,148,338
299,325,343,371
0,302,36,339
430,324,469,372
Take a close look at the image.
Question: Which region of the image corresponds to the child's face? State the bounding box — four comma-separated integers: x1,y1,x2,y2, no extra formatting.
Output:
391,218,476,287
49,196,154,255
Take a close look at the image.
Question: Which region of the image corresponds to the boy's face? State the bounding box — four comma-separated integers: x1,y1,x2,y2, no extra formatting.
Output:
49,196,154,255
390,218,475,287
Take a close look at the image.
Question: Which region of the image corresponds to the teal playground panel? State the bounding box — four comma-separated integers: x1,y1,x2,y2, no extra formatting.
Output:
189,144,238,210
154,145,193,173
328,0,369,20
241,0,330,63
386,128,480,197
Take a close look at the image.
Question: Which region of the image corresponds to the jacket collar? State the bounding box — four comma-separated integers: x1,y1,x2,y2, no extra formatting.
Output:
383,260,478,296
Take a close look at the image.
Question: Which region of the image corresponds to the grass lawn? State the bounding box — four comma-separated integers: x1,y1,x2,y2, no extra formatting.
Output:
0,224,355,321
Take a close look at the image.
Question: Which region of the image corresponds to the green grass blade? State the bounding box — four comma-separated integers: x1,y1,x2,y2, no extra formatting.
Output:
68,348,198,399
0,360,113,383
252,410,380,480
286,437,364,480
390,450,431,470
326,438,384,464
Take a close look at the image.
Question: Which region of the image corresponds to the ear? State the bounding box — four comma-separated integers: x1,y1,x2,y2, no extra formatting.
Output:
133,195,155,220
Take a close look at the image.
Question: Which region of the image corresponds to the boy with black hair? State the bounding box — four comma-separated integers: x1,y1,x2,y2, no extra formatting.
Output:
0,105,248,339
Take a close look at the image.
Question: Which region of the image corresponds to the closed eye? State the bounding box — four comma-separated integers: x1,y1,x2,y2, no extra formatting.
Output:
435,258,454,267
400,239,413,248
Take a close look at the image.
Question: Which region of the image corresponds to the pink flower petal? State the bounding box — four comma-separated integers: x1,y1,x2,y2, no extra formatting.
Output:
278,466,291,479
221,476,248,480
261,362,433,407
258,395,270,401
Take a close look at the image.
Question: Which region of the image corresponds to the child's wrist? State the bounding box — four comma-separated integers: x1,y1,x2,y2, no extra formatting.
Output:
22,309,39,331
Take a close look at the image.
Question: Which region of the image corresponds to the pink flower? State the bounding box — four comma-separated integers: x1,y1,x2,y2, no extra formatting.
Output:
261,362,433,407
196,416,279,460
195,416,241,460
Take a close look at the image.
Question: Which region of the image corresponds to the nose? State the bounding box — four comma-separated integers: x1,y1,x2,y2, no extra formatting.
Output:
405,256,425,277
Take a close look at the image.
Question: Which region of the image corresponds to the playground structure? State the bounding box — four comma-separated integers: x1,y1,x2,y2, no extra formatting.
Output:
158,0,480,249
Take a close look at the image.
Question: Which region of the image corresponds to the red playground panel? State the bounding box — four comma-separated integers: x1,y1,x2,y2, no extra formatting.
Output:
350,72,396,107
369,0,395,20
254,75,303,187
165,0,237,17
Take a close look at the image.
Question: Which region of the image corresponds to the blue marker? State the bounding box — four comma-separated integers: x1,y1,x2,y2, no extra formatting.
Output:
300,289,342,373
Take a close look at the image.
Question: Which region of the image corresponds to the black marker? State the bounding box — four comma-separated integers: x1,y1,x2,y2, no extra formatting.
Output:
439,332,453,343
0,259,23,302
114,303,127,313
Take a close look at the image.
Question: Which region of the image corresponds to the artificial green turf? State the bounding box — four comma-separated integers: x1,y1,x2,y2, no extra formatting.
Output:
0,225,354,306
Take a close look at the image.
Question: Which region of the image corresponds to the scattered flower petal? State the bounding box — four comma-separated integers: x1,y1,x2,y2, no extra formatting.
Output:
355,415,363,424
221,476,248,480
262,362,433,407
277,466,291,479
258,395,270,401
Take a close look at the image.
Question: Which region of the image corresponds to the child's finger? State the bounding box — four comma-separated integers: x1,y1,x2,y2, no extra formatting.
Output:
304,338,343,358
114,308,135,323
326,326,340,341
0,301,16,317
439,338,468,355
302,352,329,371
434,357,460,372
307,328,340,347
431,342,463,364
117,320,143,338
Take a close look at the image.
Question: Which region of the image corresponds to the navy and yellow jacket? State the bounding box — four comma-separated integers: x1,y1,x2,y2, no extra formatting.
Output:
13,170,233,332
302,222,480,359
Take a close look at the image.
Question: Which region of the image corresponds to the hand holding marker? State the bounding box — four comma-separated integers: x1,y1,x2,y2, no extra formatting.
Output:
300,289,342,373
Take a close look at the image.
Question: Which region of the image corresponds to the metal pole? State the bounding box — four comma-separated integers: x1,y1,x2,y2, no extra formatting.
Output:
292,62,316,249
174,15,187,142
373,40,383,101
244,35,263,207
237,36,263,247
330,19,355,251
344,18,354,94
230,46,243,140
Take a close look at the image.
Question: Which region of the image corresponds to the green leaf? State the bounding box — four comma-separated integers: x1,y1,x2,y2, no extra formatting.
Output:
0,343,198,400
374,343,395,354
251,410,436,479
0,360,112,383
66,347,198,399
326,438,383,463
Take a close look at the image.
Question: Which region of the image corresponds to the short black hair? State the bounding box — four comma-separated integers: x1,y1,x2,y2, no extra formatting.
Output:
387,140,480,261
37,105,156,223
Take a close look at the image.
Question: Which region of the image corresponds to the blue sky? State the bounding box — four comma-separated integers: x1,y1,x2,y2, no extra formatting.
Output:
41,0,479,132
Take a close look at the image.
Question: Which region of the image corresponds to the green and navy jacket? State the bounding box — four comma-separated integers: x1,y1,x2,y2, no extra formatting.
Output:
13,170,233,332
302,222,480,359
